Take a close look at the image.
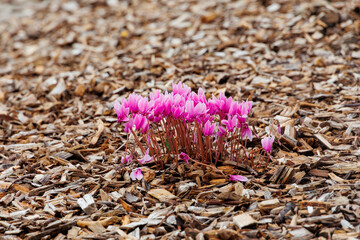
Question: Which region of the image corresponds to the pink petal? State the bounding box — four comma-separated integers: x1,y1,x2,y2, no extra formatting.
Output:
130,168,143,181
179,152,189,163
261,136,275,153
138,149,154,164
229,175,248,182
121,154,133,164
114,100,121,114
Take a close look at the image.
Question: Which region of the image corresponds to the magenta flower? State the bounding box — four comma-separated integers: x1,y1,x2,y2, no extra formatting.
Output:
172,82,191,97
238,100,252,116
242,124,252,141
219,93,233,114
124,118,134,133
134,114,149,134
245,100,252,114
138,97,154,115
221,115,238,132
121,154,133,164
229,175,249,182
154,98,165,117
237,115,247,124
127,93,141,113
140,118,149,134
162,95,172,116
138,149,153,164
190,88,207,106
130,168,143,181
261,136,275,153
216,126,227,138
134,114,145,130
138,98,147,114
114,100,129,122
208,95,221,115
173,94,185,106
185,100,206,120
179,152,189,163
203,120,216,136
229,101,238,115
172,106,184,119
121,98,129,108
196,88,207,104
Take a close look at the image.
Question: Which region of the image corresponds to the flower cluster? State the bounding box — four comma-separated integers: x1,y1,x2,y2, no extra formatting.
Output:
114,82,274,176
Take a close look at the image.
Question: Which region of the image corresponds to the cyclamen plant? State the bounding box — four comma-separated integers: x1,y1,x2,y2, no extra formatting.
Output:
114,82,275,178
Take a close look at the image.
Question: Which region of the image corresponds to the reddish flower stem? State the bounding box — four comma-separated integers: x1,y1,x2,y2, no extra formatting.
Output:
195,122,205,164
215,136,224,166
130,129,145,155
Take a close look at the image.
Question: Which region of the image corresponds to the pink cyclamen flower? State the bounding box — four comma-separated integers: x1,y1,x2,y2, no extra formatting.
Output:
277,124,281,134
216,126,227,138
154,97,165,117
140,118,149,134
229,101,238,115
203,120,216,136
179,152,189,163
238,100,252,116
138,149,153,164
229,175,249,182
138,97,154,115
242,124,252,141
172,82,191,97
185,100,206,120
162,95,172,116
134,114,145,131
127,93,141,113
172,106,184,119
124,118,134,133
121,154,133,164
208,95,221,115
221,115,238,132
219,93,233,114
134,114,149,134
261,136,275,153
114,100,129,122
173,94,185,106
130,168,143,181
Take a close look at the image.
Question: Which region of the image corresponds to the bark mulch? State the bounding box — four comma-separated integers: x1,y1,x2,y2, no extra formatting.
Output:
0,0,359,239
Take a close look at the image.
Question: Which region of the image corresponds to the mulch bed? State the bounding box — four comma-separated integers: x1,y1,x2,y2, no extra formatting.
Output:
0,0,359,239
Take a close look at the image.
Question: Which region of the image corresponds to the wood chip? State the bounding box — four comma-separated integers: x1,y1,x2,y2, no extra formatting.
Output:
77,194,97,215
90,119,105,146
258,199,280,210
148,189,177,202
233,213,257,229
326,162,360,174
